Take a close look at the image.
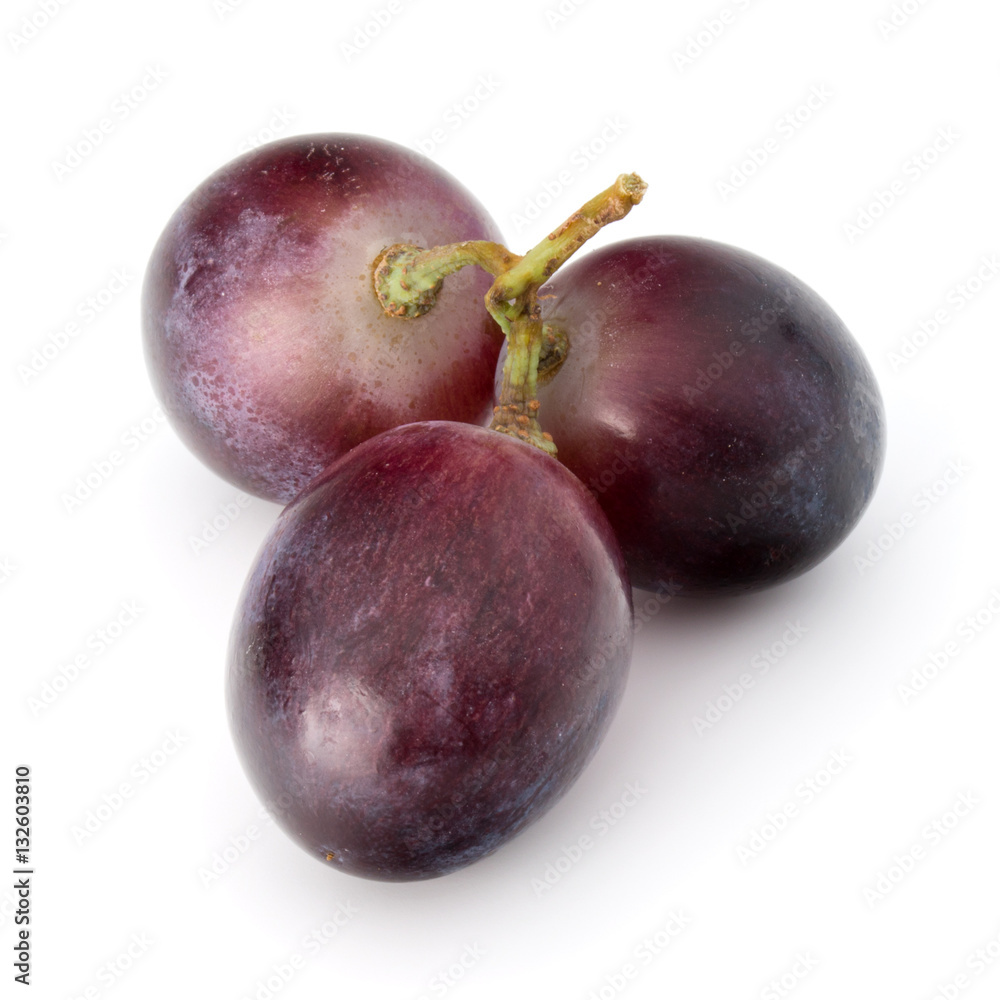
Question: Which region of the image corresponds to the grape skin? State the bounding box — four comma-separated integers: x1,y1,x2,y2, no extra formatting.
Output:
227,421,633,880
142,134,505,503
524,236,886,595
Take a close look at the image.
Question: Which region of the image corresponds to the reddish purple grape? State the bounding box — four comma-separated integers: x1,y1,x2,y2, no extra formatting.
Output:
521,236,886,595
227,421,632,881
142,134,503,503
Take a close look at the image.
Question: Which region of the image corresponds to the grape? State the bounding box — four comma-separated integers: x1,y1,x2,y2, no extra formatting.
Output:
142,134,504,503
521,236,886,595
227,421,632,880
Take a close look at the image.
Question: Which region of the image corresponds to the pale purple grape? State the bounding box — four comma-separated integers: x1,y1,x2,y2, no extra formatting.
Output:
143,134,504,502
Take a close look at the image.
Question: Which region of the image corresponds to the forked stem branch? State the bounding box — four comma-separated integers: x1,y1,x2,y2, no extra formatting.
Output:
373,174,648,453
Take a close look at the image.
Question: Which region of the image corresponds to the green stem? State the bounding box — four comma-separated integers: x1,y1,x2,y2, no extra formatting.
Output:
373,241,519,318
372,173,647,454
487,174,646,454
373,173,646,326
489,288,556,454
485,173,647,333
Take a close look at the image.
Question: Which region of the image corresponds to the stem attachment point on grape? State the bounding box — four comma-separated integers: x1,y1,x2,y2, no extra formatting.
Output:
373,241,520,319
372,245,443,319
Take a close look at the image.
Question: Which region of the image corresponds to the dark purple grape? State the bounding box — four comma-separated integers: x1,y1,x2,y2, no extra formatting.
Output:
519,236,886,595
142,134,504,503
227,421,632,881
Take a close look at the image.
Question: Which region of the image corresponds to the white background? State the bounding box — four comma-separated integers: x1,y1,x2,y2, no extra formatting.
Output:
3,0,1000,997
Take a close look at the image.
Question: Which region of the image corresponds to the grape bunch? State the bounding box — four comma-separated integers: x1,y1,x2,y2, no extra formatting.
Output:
142,133,885,881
